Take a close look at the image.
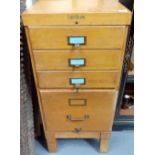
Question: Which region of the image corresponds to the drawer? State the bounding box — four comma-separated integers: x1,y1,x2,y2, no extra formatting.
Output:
37,71,120,89
33,50,122,70
40,89,117,131
29,26,125,50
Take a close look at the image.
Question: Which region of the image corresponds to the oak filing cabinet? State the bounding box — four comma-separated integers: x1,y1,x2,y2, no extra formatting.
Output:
22,0,132,152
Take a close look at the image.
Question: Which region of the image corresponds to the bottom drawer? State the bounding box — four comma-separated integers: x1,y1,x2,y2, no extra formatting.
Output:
40,89,118,132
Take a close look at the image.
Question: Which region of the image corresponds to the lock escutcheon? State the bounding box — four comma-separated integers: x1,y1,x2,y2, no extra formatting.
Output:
74,128,82,133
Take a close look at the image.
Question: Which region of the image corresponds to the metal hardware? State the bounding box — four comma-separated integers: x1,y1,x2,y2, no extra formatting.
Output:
74,44,80,47
69,58,86,67
70,78,85,87
68,36,86,46
74,128,82,133
69,99,87,106
66,115,89,122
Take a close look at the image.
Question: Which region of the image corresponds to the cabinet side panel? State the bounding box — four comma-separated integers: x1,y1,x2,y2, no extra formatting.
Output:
25,27,48,132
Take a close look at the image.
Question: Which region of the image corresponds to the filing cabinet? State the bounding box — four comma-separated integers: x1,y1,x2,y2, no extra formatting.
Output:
22,0,131,152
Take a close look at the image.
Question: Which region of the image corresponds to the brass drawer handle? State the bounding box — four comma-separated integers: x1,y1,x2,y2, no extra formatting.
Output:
66,115,89,122
69,58,86,67
70,78,86,87
68,36,86,47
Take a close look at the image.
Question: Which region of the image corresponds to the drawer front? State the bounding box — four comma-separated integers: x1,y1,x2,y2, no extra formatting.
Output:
40,89,117,131
29,26,125,50
37,71,120,89
33,50,122,70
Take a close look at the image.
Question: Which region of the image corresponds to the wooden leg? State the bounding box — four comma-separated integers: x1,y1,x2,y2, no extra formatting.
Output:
99,132,111,153
46,133,57,152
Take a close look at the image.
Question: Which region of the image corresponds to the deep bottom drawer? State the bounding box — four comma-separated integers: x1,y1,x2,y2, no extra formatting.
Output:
40,89,118,132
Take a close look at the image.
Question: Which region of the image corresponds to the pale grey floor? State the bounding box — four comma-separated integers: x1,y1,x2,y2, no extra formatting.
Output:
35,131,134,155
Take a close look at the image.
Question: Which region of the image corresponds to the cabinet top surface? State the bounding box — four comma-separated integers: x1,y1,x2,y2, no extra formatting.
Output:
23,0,130,14
22,0,132,26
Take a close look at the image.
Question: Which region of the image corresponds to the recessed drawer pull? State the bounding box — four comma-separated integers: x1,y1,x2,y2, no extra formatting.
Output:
66,115,89,122
69,58,86,67
68,36,86,47
70,78,85,87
